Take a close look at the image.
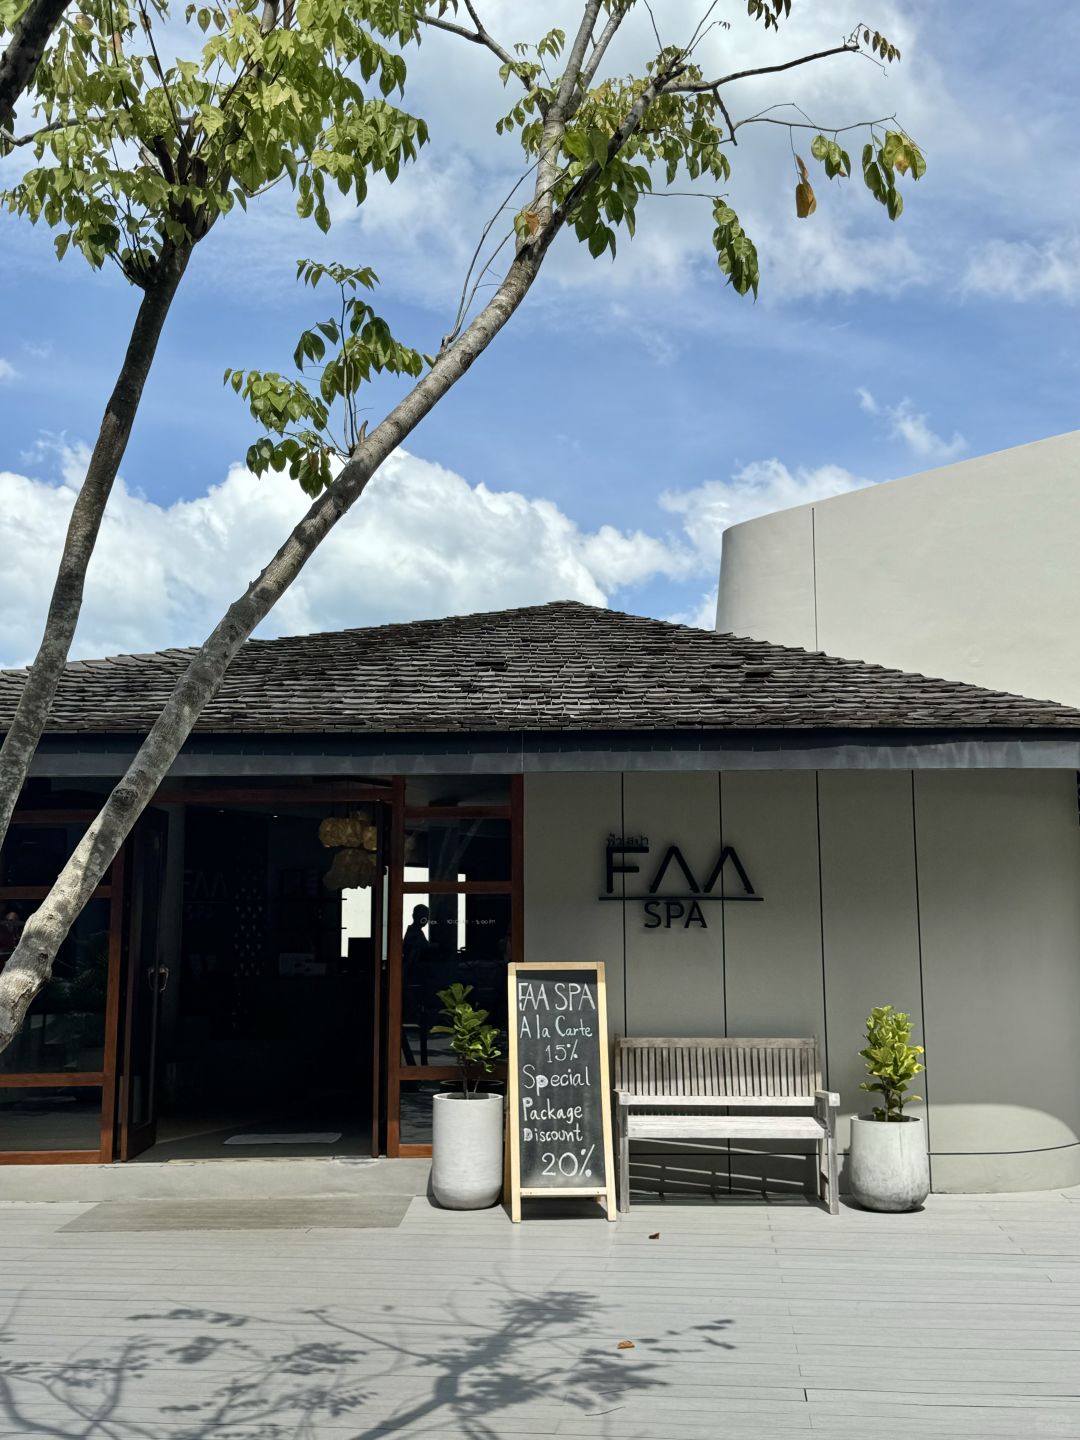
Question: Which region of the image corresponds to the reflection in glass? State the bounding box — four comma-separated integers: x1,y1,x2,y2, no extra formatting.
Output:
405,818,510,883
0,823,107,887
400,894,510,1069
0,1087,102,1152
398,1081,436,1146
405,777,510,808
0,900,110,1074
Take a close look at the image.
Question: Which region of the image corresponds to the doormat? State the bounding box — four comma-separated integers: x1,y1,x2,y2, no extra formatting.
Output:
60,1196,411,1232
224,1132,343,1145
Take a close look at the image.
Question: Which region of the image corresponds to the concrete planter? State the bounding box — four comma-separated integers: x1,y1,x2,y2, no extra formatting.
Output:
849,1115,930,1212
431,1092,504,1210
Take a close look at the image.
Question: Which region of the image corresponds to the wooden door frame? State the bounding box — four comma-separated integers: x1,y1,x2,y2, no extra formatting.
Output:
116,810,172,1161
146,783,393,1161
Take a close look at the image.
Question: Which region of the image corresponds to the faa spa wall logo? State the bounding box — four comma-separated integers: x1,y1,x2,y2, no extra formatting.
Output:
599,834,763,930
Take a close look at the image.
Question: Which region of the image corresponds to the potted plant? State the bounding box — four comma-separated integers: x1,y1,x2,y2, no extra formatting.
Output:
429,982,504,1210
849,1005,930,1212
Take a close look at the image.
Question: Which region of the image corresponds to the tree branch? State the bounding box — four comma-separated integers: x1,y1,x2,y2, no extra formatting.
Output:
666,42,859,93
715,89,737,145
418,6,522,83
0,0,69,139
0,26,691,1058
0,243,192,854
573,1,625,106
533,0,605,225
733,111,895,136
3,114,112,146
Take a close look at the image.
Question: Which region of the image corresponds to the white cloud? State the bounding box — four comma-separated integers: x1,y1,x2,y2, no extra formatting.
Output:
0,442,701,666
661,458,870,567
0,440,880,665
857,389,966,464
667,587,721,632
0,359,18,382
961,235,1080,303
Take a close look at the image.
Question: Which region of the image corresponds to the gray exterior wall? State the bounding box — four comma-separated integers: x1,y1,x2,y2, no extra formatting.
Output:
716,429,1080,707
523,768,1080,1194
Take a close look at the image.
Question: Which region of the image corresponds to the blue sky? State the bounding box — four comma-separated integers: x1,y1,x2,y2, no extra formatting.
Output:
1,0,1078,665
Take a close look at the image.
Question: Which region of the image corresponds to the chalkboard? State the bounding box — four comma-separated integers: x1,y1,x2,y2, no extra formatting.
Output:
506,962,616,1222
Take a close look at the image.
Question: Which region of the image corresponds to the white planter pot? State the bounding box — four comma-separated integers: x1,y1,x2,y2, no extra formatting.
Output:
431,1091,504,1210
849,1115,930,1212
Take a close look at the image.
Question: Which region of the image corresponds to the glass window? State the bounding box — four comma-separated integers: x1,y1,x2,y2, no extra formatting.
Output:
0,822,108,888
405,776,511,807
400,894,510,1070
398,1081,437,1146
0,899,111,1074
404,818,511,883
0,1086,102,1152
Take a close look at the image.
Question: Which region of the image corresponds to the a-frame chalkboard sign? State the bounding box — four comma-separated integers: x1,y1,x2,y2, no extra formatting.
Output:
506,961,617,1222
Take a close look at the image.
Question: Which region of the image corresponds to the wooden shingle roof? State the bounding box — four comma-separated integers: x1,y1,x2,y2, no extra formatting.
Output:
3,601,1080,735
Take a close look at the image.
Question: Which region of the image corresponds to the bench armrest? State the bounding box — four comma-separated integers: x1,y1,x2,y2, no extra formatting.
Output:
814,1089,840,1135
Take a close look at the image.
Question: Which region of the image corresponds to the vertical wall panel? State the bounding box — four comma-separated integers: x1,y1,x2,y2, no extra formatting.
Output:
722,771,825,1040
915,770,1080,1191
622,773,724,1036
817,771,923,1150
522,773,626,1035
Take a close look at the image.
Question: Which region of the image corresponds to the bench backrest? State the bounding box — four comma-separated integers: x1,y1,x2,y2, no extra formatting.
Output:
615,1037,822,1103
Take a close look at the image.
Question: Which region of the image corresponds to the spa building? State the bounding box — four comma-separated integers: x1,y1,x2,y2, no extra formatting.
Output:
4,590,1080,1195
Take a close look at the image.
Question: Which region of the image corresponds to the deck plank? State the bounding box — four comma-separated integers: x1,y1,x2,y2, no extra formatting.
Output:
2,1177,1080,1438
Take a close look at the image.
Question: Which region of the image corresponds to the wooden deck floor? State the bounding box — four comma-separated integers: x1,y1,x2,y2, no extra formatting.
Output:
3,1183,1080,1438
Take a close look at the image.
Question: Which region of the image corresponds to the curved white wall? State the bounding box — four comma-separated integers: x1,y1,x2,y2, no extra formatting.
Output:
524,768,1080,1194
716,430,1080,707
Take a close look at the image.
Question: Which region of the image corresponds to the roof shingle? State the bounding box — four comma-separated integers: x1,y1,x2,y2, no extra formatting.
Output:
2,601,1079,735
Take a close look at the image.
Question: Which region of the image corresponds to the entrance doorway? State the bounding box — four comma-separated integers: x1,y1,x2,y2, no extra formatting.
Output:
0,776,524,1164
124,792,389,1162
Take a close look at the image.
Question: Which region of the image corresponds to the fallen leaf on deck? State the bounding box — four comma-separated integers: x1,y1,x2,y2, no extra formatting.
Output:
648,1232,660,1240
617,1340,636,1350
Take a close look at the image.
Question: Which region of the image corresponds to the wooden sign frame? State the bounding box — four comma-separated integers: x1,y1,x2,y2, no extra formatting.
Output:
505,961,617,1223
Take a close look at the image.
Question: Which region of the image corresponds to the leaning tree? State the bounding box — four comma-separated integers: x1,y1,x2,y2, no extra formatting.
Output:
0,0,925,1050
0,0,426,849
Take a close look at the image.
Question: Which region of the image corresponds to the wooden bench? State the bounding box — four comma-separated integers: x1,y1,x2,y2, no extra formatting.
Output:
614,1037,840,1214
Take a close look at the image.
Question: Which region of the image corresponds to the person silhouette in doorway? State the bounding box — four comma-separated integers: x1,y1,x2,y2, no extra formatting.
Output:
402,905,433,1065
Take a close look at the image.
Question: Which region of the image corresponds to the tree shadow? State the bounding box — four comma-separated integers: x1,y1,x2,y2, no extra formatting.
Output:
0,1281,734,1438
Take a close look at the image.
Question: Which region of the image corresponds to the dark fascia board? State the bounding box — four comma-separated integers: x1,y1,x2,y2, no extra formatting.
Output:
23,727,1080,777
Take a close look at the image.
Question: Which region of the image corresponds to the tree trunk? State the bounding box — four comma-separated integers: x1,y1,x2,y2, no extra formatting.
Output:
0,244,190,850
0,231,554,1054
0,0,70,138
0,33,679,1056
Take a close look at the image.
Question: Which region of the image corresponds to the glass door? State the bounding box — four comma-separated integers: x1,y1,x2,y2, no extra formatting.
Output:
386,776,523,1156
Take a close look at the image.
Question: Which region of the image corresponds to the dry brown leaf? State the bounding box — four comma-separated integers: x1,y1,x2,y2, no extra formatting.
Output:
648,1232,660,1240
795,181,817,218
617,1340,636,1350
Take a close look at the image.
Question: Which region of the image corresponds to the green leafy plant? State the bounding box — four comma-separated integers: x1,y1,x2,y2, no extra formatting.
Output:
859,1005,925,1122
432,983,502,1099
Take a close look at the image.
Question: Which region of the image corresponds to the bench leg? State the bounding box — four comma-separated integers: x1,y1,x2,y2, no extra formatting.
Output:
826,1134,839,1216
618,1118,630,1213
